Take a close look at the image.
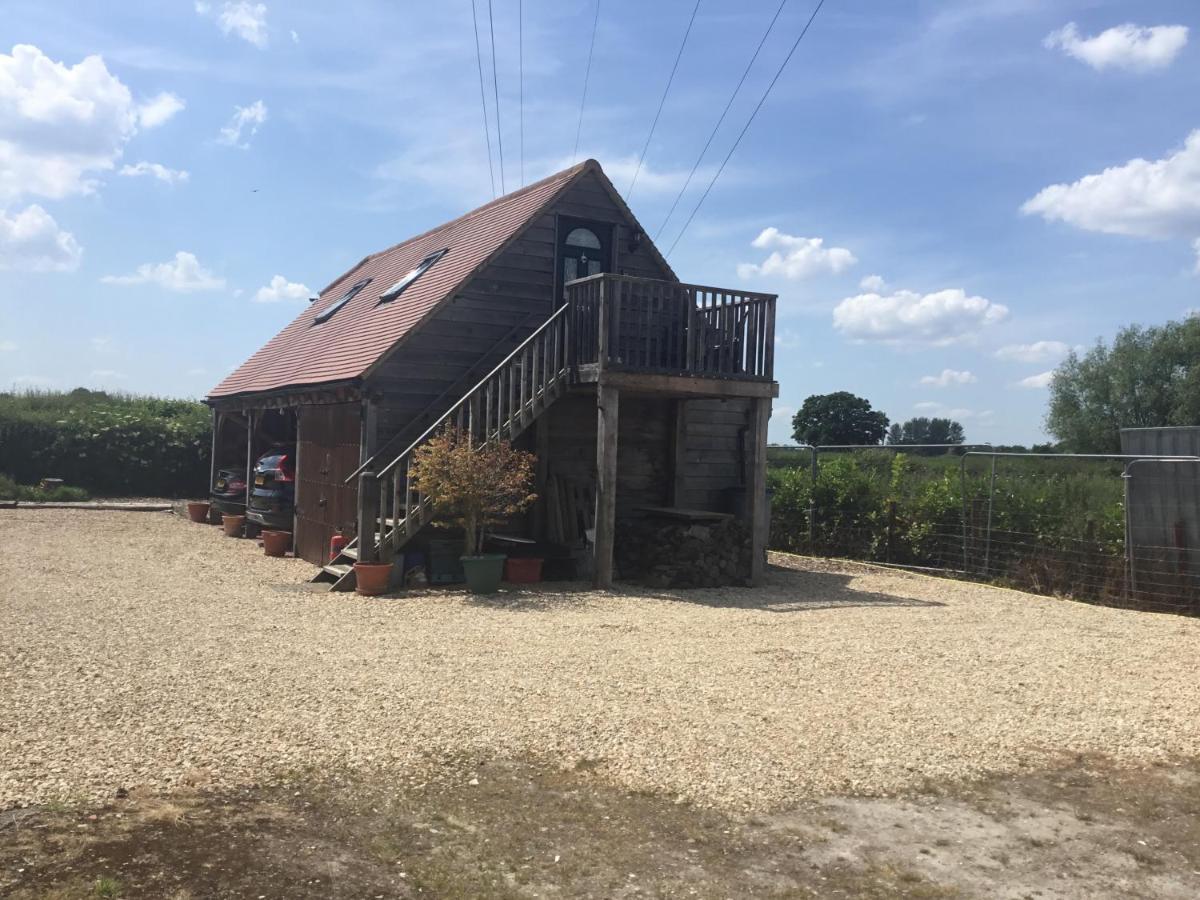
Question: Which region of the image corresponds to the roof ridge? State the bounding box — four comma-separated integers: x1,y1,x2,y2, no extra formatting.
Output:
362,159,595,267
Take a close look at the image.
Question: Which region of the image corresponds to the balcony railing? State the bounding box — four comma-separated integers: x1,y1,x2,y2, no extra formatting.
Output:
566,273,776,381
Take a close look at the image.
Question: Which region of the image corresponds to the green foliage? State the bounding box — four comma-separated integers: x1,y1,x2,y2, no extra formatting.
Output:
1046,316,1200,452
791,391,889,446
0,473,90,502
769,450,1125,566
887,416,965,447
0,388,211,497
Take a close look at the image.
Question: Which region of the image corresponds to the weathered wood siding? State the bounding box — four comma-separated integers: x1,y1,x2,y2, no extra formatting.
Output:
676,398,751,512
539,392,672,521
365,171,672,458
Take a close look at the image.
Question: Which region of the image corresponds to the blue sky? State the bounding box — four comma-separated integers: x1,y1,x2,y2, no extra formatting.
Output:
1,0,1197,445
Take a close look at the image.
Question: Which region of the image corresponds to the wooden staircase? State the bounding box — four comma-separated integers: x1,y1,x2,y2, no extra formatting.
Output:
313,305,572,591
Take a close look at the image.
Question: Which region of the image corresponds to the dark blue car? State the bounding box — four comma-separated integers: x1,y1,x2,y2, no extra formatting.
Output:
246,446,296,531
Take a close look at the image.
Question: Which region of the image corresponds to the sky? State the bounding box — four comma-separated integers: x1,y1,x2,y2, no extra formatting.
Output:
1,0,1197,445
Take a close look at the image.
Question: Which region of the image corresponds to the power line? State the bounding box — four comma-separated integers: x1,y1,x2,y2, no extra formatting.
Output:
487,0,506,193
655,0,789,240
572,0,601,164
625,0,701,202
666,0,828,258
519,0,524,186
470,0,497,198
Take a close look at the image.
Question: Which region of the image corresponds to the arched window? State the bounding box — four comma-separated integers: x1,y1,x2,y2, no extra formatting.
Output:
565,227,601,250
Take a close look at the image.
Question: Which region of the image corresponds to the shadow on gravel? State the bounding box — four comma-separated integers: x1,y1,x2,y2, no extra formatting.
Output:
640,568,945,612
3,755,1199,899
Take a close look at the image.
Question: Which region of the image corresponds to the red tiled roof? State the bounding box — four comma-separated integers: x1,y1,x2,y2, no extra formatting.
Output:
207,160,593,400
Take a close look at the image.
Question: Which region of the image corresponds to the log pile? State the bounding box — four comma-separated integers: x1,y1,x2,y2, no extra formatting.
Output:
616,513,752,588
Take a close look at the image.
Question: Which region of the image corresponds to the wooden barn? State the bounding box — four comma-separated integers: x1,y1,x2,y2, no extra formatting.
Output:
206,159,777,590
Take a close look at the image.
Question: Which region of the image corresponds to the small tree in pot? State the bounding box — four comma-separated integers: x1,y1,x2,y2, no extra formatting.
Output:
408,426,537,592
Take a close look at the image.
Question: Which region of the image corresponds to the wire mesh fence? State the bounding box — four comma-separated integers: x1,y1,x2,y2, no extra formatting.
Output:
767,446,1200,616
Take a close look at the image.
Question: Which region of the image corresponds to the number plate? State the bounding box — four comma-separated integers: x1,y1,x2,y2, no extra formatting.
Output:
255,475,266,486
215,479,226,490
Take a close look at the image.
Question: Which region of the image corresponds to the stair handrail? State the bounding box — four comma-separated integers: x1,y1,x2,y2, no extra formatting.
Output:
373,303,571,480
346,313,540,484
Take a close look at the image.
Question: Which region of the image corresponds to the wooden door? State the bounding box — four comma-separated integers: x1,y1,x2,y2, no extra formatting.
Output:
295,403,361,566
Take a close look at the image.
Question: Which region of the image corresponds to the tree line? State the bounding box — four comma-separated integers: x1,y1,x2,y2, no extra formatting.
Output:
788,314,1200,452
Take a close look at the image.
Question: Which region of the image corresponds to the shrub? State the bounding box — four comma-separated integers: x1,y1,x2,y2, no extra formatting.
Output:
408,427,537,556
0,388,211,497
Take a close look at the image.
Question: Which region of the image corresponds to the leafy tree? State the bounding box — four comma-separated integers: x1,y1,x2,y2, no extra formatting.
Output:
888,416,965,447
791,392,889,446
1046,317,1200,452
408,427,537,556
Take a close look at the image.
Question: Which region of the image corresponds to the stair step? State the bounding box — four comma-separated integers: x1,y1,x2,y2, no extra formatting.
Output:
340,546,358,560
323,563,352,577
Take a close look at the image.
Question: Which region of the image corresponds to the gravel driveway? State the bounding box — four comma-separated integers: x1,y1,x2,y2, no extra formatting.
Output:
3,509,1200,811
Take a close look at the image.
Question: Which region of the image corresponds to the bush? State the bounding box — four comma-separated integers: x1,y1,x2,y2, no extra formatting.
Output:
0,388,211,498
0,473,90,502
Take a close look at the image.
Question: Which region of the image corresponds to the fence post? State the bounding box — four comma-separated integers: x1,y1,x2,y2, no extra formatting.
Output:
808,447,819,555
983,454,997,577
885,500,896,564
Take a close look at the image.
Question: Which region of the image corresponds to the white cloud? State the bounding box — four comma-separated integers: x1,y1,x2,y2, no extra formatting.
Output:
90,336,114,353
255,274,310,303
218,99,267,148
119,161,189,185
1021,130,1200,241
0,204,81,271
290,29,300,44
0,44,151,201
12,374,55,387
1194,237,1200,274
89,369,127,380
0,340,16,351
833,287,1009,346
1015,370,1055,389
1044,22,1187,71
101,251,225,292
136,92,184,129
919,368,977,387
994,340,1072,363
737,228,857,280
197,2,269,47
859,273,887,292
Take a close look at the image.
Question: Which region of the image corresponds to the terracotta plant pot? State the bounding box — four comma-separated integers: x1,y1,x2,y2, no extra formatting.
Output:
354,562,393,596
186,501,210,523
461,554,506,594
222,514,246,537
261,530,291,557
504,557,544,583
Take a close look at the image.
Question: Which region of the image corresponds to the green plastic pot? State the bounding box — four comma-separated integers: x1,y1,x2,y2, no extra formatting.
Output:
461,554,506,594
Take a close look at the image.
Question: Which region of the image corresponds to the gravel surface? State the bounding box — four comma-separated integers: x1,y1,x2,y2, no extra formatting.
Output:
3,509,1200,811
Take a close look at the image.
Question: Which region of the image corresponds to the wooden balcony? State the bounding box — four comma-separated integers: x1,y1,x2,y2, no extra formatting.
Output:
565,274,777,396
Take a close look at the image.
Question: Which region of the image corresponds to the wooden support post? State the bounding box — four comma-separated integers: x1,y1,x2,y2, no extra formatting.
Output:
244,409,255,510
594,383,619,589
533,413,551,540
747,397,771,586
669,400,688,507
209,409,221,497
357,471,379,563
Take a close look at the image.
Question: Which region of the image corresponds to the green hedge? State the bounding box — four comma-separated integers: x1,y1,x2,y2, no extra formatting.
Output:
0,389,211,498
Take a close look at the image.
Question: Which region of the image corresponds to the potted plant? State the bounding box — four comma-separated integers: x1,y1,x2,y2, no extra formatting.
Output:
186,500,211,523
261,529,291,557
408,426,536,594
222,513,246,537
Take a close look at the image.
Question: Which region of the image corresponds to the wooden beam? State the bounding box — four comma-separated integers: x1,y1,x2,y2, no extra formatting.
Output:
578,369,779,399
357,471,379,563
244,409,255,510
209,409,221,498
593,383,619,589
747,397,771,586
669,400,688,506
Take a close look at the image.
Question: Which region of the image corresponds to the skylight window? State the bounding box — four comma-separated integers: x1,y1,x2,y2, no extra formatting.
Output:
313,277,371,325
378,248,448,303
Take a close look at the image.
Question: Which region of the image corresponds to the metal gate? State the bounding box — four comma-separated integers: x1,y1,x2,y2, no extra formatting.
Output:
296,402,361,566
